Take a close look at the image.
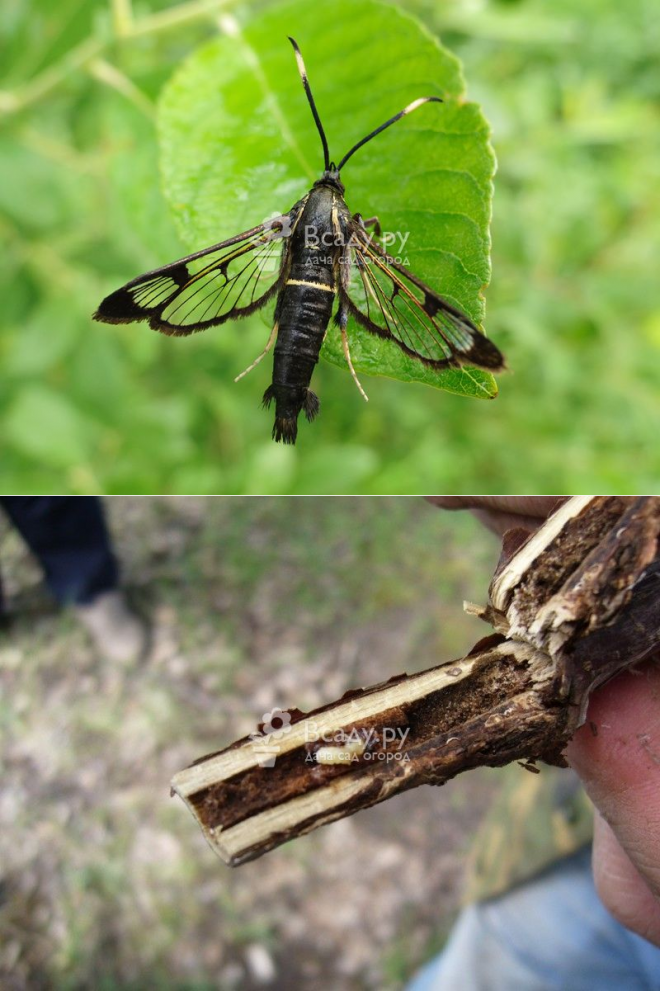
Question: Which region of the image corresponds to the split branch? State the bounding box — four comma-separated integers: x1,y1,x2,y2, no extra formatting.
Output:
172,496,660,865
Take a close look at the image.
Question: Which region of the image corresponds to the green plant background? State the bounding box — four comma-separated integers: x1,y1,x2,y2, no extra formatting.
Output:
1,0,658,493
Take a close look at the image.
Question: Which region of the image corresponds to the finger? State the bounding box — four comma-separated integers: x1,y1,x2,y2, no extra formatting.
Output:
425,496,565,519
471,508,549,537
566,661,660,937
425,497,567,539
592,811,660,945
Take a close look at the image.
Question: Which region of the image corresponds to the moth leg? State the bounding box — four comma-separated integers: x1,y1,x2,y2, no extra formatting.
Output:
353,213,381,236
335,297,369,403
234,322,278,383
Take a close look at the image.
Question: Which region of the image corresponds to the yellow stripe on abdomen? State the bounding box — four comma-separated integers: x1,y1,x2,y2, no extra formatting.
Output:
285,279,335,292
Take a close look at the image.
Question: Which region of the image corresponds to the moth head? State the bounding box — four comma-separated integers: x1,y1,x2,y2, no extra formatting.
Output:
314,165,344,195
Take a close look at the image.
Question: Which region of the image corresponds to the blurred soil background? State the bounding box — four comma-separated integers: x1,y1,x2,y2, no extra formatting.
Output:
0,497,502,990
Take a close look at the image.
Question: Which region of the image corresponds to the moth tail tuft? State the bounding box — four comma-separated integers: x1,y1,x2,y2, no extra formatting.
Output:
303,390,320,422
272,418,298,445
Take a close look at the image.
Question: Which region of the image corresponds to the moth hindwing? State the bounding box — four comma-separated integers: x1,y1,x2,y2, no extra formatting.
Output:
338,219,505,373
94,37,505,444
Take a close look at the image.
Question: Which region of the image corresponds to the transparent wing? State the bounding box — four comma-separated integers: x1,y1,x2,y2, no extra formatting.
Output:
341,224,505,372
94,202,305,337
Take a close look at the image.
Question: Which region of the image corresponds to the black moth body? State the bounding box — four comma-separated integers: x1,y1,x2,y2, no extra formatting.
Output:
94,38,505,444
264,184,339,443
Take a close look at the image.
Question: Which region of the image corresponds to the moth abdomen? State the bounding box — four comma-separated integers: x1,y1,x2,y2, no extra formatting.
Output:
264,381,321,445
272,415,299,445
267,257,335,443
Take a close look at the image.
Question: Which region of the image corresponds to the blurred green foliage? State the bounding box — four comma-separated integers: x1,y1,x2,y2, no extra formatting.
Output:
1,0,658,493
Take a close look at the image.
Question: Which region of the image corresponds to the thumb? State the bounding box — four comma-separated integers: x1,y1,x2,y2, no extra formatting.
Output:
566,660,660,945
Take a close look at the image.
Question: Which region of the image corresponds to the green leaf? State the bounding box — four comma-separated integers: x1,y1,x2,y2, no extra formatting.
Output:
157,0,498,400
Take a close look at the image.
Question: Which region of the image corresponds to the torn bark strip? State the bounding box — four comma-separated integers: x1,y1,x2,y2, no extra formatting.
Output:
171,497,660,866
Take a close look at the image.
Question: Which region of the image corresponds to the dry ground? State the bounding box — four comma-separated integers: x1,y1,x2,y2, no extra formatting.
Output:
0,497,502,990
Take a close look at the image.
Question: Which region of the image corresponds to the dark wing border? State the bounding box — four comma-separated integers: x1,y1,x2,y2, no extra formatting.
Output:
340,222,505,373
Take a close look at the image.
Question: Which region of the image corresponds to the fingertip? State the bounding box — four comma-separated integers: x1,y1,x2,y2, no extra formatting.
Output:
592,811,660,944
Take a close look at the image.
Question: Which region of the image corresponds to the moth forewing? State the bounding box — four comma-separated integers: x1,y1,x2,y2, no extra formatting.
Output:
93,210,300,336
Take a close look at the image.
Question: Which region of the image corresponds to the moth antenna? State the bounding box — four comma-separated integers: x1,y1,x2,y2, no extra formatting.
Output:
336,96,443,172
288,36,330,172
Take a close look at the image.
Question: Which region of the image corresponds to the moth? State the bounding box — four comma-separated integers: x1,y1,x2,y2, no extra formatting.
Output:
94,38,505,444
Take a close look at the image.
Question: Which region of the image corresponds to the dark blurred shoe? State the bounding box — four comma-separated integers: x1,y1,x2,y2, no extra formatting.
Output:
74,590,148,663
